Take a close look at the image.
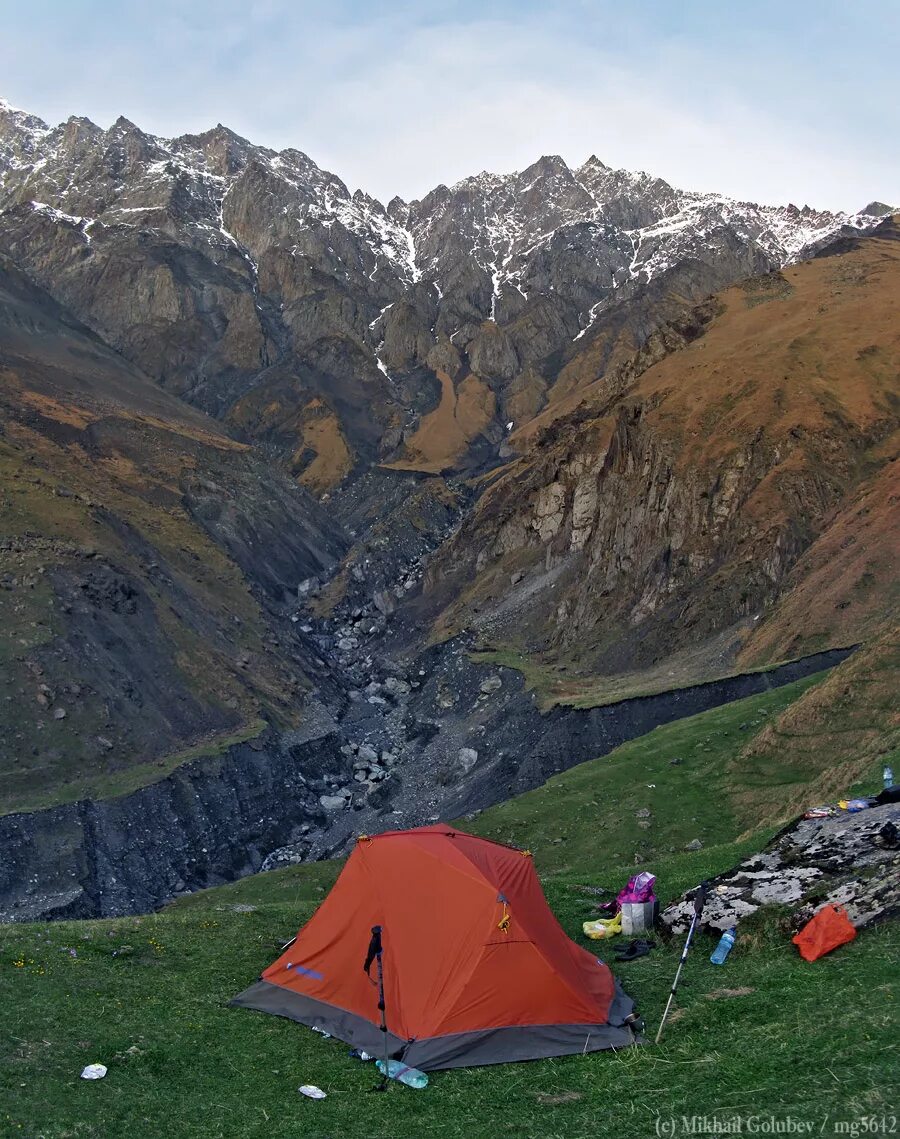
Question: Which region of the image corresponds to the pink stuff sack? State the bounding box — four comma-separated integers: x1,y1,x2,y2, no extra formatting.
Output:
617,872,656,909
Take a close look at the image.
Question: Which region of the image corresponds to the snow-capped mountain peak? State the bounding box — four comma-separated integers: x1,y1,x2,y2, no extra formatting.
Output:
0,94,890,423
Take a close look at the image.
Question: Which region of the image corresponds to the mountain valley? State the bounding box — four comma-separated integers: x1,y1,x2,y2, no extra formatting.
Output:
0,95,897,918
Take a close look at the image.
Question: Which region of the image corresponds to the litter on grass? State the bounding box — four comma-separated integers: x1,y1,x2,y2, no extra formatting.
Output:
298,1085,327,1099
838,798,871,813
618,871,659,934
617,872,656,907
80,1064,107,1080
583,912,622,939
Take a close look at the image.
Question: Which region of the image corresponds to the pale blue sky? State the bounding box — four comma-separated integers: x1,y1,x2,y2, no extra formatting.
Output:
1,0,897,210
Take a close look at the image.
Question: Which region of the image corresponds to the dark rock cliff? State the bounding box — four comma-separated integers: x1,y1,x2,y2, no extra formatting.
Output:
0,646,853,922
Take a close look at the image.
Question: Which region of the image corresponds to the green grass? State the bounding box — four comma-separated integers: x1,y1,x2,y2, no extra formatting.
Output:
463,671,827,871
469,644,832,710
0,719,268,817
1,673,896,1138
727,629,900,826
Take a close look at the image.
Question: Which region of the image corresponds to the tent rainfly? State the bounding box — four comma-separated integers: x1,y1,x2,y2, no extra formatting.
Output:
232,824,637,1070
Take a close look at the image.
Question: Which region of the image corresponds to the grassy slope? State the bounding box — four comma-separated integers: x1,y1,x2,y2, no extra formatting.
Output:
0,259,335,814
730,625,900,828
737,456,900,668
460,672,828,871
0,411,283,814
382,370,495,474
227,390,353,493
470,637,819,711
2,673,896,1138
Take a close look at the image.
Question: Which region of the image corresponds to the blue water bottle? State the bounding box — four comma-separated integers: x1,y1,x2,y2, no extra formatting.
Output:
710,928,736,965
884,766,894,790
376,1058,429,1088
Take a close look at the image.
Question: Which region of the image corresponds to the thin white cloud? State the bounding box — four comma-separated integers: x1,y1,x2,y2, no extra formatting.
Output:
1,4,896,212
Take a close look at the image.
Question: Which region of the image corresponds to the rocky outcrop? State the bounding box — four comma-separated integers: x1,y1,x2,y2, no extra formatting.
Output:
660,801,900,934
0,715,344,921
423,224,900,674
412,644,856,823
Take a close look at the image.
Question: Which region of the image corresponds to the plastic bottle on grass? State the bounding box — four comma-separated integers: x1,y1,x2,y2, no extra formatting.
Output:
884,766,894,790
710,928,736,965
376,1059,429,1088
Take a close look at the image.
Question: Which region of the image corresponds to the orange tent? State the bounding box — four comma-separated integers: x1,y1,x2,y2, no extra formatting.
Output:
232,825,637,1069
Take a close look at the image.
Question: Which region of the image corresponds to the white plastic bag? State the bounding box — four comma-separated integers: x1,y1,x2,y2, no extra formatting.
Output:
80,1064,107,1080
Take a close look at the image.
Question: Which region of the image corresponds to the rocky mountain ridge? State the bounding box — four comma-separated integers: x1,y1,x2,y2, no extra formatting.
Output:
0,96,888,482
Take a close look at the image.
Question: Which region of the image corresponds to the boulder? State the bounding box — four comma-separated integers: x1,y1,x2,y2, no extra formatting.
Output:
367,773,401,809
297,576,319,598
458,747,479,773
373,590,396,617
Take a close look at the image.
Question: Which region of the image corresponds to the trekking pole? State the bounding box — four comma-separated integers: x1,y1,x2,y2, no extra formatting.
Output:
364,925,391,1091
655,881,708,1045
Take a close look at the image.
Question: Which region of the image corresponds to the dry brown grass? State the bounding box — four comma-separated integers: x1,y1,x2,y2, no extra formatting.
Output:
514,227,899,467
15,388,98,429
705,987,756,1000
383,370,495,473
635,236,899,465
294,410,353,492
738,455,900,666
728,623,900,827
229,392,353,492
